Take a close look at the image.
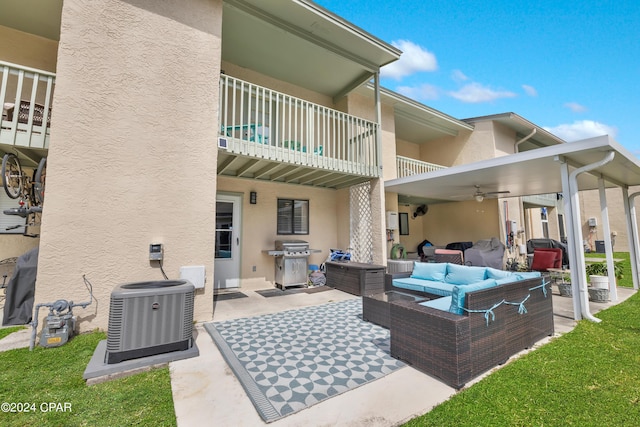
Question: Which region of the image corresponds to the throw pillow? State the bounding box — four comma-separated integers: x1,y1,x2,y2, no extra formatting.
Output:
445,263,487,285
531,250,557,271
411,262,447,281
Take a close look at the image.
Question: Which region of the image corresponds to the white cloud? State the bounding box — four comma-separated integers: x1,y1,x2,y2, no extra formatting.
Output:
522,84,538,97
381,40,437,80
448,83,517,103
544,120,617,142
396,84,439,101
564,102,587,113
451,70,469,83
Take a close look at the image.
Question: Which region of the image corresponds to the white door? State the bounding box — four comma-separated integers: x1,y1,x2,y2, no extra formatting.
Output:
214,194,241,289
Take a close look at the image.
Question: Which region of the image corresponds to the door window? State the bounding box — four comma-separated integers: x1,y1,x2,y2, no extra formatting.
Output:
215,201,233,258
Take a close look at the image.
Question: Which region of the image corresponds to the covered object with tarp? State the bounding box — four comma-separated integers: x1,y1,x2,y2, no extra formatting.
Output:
2,247,38,326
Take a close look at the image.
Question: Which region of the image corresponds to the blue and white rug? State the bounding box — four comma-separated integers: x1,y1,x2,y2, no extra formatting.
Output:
204,299,404,423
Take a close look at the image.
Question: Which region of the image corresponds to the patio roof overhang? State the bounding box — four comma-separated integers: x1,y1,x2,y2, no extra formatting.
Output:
385,135,640,322
385,135,640,204
222,0,401,99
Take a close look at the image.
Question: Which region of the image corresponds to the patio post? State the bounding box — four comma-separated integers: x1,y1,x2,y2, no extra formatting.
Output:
598,176,617,301
625,189,640,290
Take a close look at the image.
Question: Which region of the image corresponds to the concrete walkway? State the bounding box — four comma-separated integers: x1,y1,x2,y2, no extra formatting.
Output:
169,285,636,427
0,285,634,426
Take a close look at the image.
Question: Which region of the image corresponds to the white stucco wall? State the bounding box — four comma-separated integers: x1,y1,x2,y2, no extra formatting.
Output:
215,176,340,288
36,0,223,331
579,186,639,253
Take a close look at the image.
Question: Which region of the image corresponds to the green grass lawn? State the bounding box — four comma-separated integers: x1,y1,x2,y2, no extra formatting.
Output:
0,331,176,427
405,252,640,426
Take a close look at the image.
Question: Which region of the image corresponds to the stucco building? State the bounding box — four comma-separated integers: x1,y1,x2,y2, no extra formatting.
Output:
1,0,635,330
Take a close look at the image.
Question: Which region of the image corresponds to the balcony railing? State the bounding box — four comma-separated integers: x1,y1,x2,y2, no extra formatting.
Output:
396,155,446,178
219,74,380,177
0,60,55,149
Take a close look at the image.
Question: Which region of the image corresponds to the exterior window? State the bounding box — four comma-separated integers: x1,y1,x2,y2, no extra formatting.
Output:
541,207,549,239
277,199,309,235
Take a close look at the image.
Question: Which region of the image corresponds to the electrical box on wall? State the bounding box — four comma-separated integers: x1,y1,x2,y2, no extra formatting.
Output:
588,217,597,227
149,243,163,261
180,265,206,289
386,211,399,229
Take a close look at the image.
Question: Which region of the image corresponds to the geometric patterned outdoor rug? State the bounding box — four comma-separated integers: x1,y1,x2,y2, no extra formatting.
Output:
204,299,405,423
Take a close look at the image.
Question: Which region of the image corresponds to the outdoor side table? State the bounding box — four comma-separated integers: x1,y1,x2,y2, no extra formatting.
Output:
363,291,429,328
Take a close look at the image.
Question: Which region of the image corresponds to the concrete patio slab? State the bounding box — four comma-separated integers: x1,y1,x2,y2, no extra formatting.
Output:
170,285,636,427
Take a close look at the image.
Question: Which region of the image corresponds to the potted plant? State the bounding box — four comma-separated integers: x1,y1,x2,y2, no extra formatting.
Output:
585,261,623,302
556,272,572,297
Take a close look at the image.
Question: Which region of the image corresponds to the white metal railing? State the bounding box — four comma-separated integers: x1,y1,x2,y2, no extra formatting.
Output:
219,74,380,177
396,155,446,178
0,60,55,150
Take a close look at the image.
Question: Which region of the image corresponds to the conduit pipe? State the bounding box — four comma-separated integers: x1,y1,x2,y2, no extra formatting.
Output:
514,128,537,152
569,150,615,323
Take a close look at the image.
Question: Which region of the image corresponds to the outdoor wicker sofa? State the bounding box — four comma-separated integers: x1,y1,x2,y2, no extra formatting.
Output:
385,269,554,389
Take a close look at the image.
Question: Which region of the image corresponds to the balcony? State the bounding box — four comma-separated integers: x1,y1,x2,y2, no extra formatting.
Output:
217,75,381,189
0,60,55,151
396,155,446,179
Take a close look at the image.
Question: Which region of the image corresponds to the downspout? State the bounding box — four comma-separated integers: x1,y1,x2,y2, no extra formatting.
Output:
569,151,615,322
514,128,537,153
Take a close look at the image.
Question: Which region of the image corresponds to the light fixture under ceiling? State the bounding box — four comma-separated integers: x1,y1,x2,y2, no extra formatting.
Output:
473,185,509,202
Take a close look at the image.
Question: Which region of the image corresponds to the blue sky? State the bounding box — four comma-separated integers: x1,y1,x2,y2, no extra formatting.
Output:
315,0,640,154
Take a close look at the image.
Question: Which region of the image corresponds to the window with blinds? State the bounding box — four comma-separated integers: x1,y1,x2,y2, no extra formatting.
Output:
277,199,309,235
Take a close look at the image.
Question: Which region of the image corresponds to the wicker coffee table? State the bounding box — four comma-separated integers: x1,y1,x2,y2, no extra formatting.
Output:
363,291,429,328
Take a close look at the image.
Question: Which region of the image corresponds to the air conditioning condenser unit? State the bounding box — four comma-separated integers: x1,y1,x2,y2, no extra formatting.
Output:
106,280,195,364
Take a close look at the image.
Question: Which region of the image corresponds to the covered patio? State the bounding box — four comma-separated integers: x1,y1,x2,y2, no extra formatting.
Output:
385,135,640,322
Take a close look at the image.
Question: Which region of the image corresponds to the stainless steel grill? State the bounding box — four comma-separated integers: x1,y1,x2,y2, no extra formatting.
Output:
267,240,312,289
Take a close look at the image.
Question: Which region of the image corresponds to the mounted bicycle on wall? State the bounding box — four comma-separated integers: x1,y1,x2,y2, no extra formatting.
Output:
1,153,46,238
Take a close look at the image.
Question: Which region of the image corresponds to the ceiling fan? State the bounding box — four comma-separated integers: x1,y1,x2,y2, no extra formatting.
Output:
472,185,510,202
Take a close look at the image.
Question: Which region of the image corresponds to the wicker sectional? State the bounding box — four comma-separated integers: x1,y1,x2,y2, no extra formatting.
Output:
385,272,554,389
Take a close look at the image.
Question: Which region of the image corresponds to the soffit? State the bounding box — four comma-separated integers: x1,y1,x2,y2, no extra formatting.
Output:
385,135,640,205
463,113,566,151
355,84,474,144
0,0,62,41
223,0,400,97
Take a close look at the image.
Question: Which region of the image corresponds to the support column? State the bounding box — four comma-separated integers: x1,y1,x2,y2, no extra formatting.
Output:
598,177,617,301
625,189,640,290
559,158,582,320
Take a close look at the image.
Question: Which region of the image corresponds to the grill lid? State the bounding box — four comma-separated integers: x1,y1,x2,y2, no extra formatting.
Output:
275,239,309,251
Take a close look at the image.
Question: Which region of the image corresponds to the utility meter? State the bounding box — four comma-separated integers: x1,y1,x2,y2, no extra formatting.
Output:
149,243,164,261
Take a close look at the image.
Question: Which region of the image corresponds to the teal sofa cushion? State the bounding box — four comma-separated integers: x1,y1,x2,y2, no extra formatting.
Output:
486,267,514,280
419,296,453,312
445,263,487,285
515,271,542,280
392,277,456,297
449,278,498,315
495,275,520,285
411,262,447,282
